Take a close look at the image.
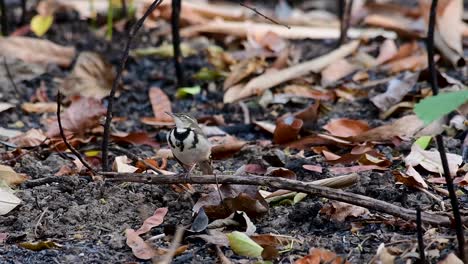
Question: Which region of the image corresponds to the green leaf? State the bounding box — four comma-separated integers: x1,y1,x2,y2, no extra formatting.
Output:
176,85,201,98
227,231,263,258
414,90,468,125
293,193,307,204
30,15,54,37
193,67,225,81
414,136,432,150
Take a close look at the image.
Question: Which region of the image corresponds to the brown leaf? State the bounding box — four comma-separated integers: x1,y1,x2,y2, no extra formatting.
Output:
320,201,369,222
111,131,159,147
273,116,303,144
383,53,428,73
135,207,168,235
282,85,336,101
265,167,296,180
350,115,424,142
247,31,287,53
386,41,420,63
60,52,115,99
321,59,358,86
371,72,420,112
376,39,398,65
46,97,106,138
125,229,157,260
323,118,369,138
364,14,424,38
210,135,246,160
296,248,350,264
302,165,323,173
21,102,57,113
293,102,320,130
393,166,428,189
0,36,76,67
224,58,265,90
0,165,29,186
141,87,173,126
9,128,47,148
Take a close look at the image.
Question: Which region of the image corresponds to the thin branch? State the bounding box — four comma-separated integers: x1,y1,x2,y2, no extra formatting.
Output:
121,0,127,18
101,0,164,172
102,172,455,226
239,2,290,29
337,0,353,46
425,0,465,261
171,0,184,86
0,0,7,36
416,206,426,264
56,91,96,173
3,57,20,96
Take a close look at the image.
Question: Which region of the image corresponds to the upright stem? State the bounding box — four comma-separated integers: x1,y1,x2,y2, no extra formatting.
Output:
20,0,27,25
0,0,8,36
416,207,426,264
106,0,114,40
337,0,353,46
426,0,465,261
171,0,184,86
101,0,164,171
121,0,127,18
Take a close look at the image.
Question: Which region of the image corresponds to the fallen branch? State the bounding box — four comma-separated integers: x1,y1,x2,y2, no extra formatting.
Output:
103,172,455,226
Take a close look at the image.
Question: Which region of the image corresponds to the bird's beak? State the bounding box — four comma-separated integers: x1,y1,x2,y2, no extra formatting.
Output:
165,111,175,118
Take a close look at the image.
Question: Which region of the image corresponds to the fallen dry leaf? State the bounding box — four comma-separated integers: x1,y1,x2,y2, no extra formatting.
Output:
140,87,173,126
329,165,387,175
323,118,369,138
438,252,464,264
320,201,370,222
210,135,246,160
60,52,115,99
302,165,323,173
376,39,398,65
386,41,420,63
0,36,76,67
125,229,157,260
224,58,265,90
10,129,47,148
21,102,57,113
295,248,349,264
0,165,28,186
350,115,424,142
371,243,397,264
135,207,168,235
46,97,106,138
113,156,138,173
282,85,336,101
225,40,359,103
0,103,15,113
383,53,428,73
370,72,419,112
393,165,428,189
111,131,159,147
404,144,462,176
363,14,424,38
321,59,358,86
273,115,303,144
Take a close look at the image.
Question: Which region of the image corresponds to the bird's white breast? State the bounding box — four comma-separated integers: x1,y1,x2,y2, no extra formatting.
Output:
167,128,211,165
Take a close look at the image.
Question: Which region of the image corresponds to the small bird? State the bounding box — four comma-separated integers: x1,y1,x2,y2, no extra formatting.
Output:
166,112,213,177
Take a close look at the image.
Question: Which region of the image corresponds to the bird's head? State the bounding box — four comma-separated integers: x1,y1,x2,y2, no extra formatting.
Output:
166,112,199,129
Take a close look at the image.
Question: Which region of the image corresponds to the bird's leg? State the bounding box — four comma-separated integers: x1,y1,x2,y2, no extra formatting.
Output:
182,164,196,183
214,172,224,203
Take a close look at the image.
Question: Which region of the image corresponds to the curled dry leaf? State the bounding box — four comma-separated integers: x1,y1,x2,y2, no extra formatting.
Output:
140,87,173,126
113,156,138,173
135,207,168,235
321,59,358,86
273,115,303,144
210,135,246,160
224,58,266,90
350,115,424,142
0,187,21,216
46,97,106,138
0,165,28,186
393,165,428,189
296,248,350,264
111,131,159,147
0,36,76,67
60,52,115,99
21,102,57,113
404,144,462,176
376,39,398,65
125,229,157,260
323,118,369,138
370,72,419,112
10,128,47,148
320,201,370,222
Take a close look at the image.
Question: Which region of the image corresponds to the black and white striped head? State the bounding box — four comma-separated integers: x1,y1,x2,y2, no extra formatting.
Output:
166,112,199,129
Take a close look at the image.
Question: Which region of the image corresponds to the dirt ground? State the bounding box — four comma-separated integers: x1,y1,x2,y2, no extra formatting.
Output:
0,3,467,264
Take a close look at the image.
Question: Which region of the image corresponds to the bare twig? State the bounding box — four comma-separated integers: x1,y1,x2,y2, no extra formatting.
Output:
3,57,20,96
20,0,27,25
101,0,164,171
171,0,184,86
102,172,456,226
121,0,127,18
0,0,7,36
238,101,250,124
158,226,186,264
34,207,49,238
56,92,96,173
425,0,465,261
416,206,426,264
239,2,290,29
337,0,353,46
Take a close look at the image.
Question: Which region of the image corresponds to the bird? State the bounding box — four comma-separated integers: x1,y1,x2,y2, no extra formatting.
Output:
166,112,213,178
